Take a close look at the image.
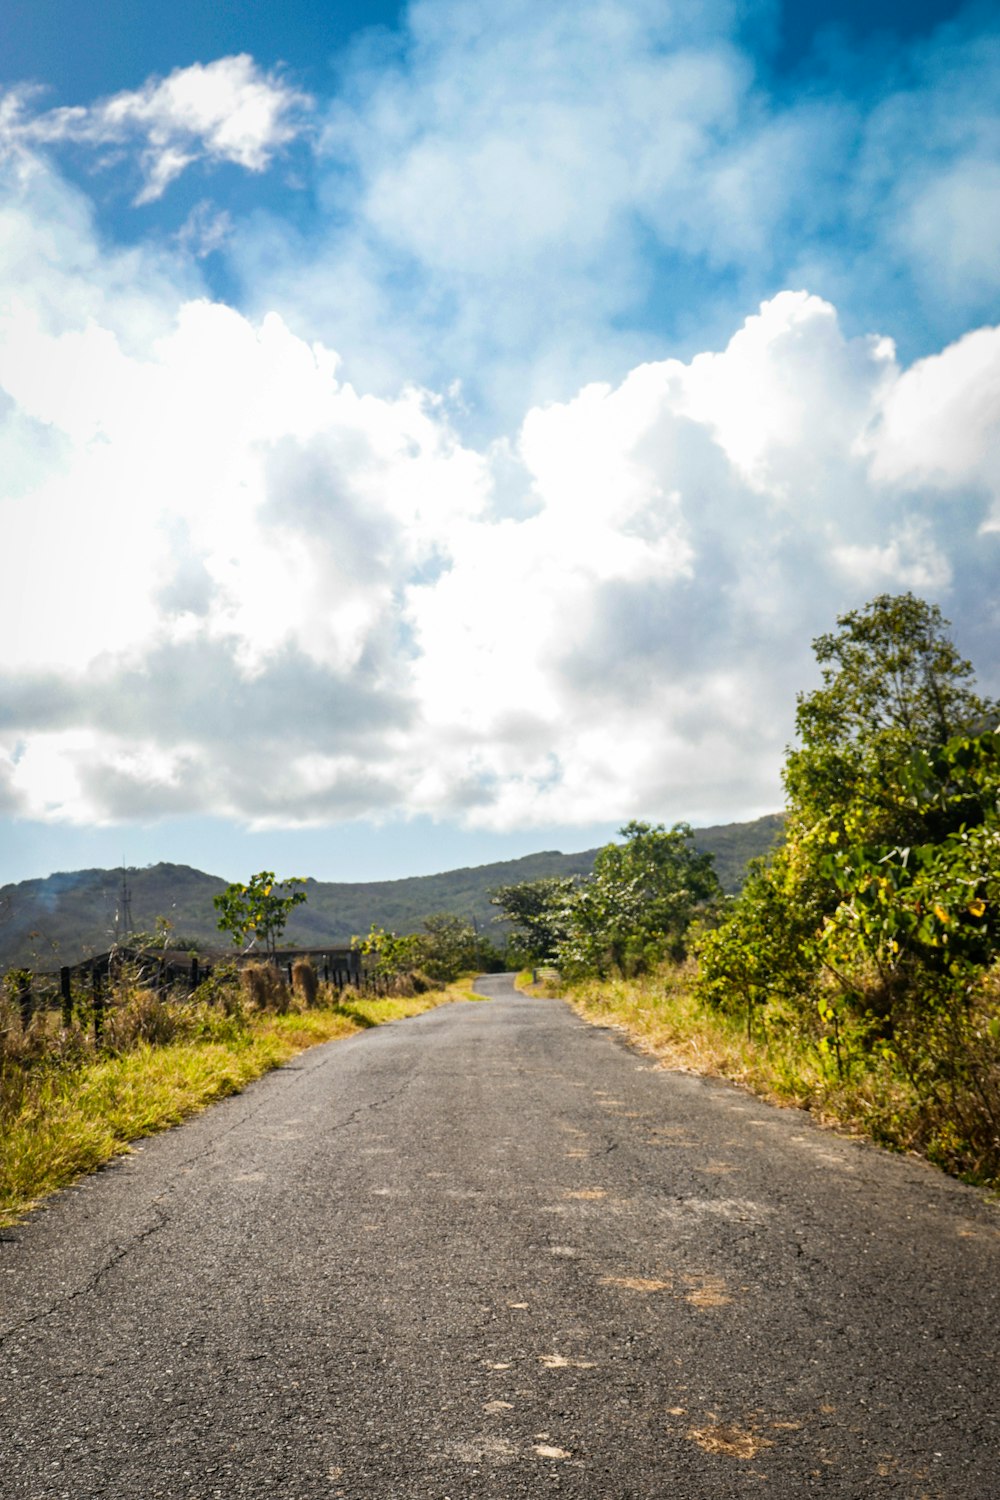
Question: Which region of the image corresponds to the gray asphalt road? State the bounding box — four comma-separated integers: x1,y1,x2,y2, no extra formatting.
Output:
3,977,999,1499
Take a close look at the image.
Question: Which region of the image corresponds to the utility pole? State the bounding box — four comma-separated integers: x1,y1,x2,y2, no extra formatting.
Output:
115,863,134,946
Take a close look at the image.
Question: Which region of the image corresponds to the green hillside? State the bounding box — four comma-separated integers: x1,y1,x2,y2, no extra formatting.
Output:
0,814,783,973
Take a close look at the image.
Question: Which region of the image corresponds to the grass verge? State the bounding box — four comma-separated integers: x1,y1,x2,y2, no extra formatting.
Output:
1,980,481,1228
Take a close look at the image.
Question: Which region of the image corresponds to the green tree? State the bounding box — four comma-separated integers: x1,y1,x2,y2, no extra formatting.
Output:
785,594,996,1005
354,924,426,984
213,871,307,958
696,856,821,1037
559,821,721,978
785,592,994,850
700,593,998,1041
419,912,481,982
819,730,1000,994
489,876,577,961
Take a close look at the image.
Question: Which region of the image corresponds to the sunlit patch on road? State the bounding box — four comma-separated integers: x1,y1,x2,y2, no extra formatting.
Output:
686,1420,771,1459
668,1196,768,1224
599,1274,671,1292
683,1273,731,1308
539,1352,597,1368
440,1435,518,1464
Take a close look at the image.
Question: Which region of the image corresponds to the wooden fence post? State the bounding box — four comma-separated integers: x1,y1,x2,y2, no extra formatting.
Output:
18,972,33,1028
190,956,200,992
92,968,104,1043
60,966,73,1028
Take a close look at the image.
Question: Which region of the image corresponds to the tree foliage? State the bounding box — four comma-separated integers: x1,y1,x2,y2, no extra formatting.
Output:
419,912,484,982
353,924,427,984
819,731,1000,994
590,820,720,966
785,592,992,848
489,876,578,961
354,913,502,987
493,822,721,979
213,871,307,957
698,594,999,1063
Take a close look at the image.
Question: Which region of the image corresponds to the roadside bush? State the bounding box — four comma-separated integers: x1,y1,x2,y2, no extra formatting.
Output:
240,961,291,1013
386,968,438,997
292,958,319,1008
103,987,182,1050
0,994,72,1071
876,967,1000,1180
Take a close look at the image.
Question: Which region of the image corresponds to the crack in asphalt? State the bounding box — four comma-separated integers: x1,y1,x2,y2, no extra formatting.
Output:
0,1202,171,1349
0,1055,414,1350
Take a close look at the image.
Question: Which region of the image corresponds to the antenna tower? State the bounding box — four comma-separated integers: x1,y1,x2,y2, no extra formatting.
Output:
116,863,134,945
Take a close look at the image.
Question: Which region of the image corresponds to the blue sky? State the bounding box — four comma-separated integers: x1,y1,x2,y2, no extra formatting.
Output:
0,0,997,887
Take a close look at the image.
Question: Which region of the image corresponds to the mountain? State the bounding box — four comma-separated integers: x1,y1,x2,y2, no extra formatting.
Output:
0,813,784,973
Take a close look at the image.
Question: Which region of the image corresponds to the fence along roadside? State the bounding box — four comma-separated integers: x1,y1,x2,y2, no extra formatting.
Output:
7,945,364,1041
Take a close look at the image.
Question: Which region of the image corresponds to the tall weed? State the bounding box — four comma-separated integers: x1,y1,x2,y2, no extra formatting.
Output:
240,960,292,1012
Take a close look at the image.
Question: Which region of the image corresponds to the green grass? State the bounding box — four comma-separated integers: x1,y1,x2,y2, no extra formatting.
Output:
0,981,482,1227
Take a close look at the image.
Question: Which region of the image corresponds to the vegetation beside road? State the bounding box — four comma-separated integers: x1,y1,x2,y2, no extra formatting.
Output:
529,963,1000,1190
508,594,1000,1192
0,968,481,1227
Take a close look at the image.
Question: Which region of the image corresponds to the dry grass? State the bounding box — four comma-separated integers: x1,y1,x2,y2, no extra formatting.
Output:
291,957,319,1008
240,960,291,1012
529,967,1000,1189
686,1421,770,1460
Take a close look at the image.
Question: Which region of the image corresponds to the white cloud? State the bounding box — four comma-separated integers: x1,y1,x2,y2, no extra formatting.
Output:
898,160,1000,308
176,201,234,259
865,323,1000,523
0,109,998,836
246,4,761,418
3,55,311,202
221,0,999,431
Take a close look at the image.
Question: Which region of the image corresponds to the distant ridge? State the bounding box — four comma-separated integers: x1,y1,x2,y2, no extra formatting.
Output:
0,813,783,972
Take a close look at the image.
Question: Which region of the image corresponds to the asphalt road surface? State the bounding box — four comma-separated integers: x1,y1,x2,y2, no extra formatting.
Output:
3,976,1000,1499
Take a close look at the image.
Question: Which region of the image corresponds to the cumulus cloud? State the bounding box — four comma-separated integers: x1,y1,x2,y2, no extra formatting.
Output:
1,5,998,842
865,325,1000,522
0,139,997,837
221,0,999,425
2,55,311,202
243,1,764,415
